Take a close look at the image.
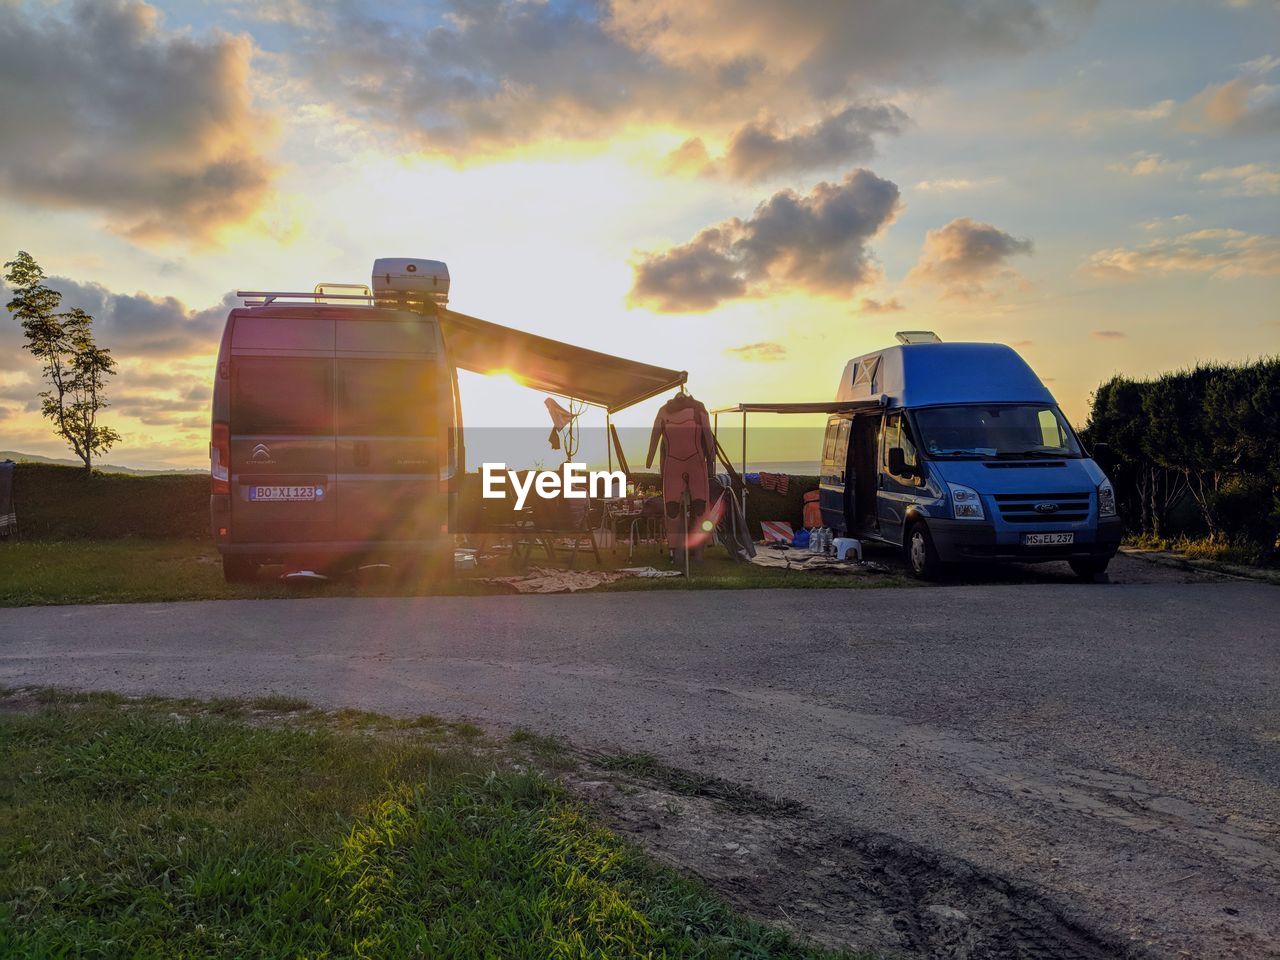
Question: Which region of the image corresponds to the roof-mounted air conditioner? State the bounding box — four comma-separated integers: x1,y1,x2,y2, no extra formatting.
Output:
371,258,450,305
895,330,941,344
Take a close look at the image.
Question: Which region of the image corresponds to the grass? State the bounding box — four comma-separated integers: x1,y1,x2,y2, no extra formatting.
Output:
0,539,909,607
0,690,858,959
1126,533,1275,568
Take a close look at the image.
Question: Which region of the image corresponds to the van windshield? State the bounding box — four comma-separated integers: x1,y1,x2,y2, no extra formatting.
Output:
913,404,1082,459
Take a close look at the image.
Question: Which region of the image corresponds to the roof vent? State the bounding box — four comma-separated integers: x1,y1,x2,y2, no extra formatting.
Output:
895,330,941,344
371,258,450,306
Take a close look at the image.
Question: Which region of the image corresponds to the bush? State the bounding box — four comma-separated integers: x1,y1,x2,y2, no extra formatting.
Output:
11,463,208,541
1209,476,1280,548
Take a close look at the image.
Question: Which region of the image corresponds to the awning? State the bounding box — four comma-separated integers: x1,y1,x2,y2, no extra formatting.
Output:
711,398,885,415
439,309,687,413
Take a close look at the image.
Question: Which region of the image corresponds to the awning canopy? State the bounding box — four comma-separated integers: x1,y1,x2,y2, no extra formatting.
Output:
710,398,886,416
439,309,687,413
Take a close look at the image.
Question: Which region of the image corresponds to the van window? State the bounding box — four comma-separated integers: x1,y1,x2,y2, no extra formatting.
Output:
822,418,840,463
339,359,437,436
882,413,920,478
1038,408,1069,448
231,357,333,435
915,404,1083,458
899,417,919,471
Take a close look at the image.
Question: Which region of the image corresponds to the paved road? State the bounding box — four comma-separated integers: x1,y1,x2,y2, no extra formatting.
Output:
2,575,1278,957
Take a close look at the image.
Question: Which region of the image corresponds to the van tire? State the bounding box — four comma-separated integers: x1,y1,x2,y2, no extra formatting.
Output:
1069,557,1110,582
222,556,257,584
905,521,941,580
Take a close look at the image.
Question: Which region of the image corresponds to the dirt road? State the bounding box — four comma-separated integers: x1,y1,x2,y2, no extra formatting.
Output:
2,562,1277,957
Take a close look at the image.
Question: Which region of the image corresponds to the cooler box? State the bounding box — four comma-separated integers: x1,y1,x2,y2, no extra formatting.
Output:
371,258,450,305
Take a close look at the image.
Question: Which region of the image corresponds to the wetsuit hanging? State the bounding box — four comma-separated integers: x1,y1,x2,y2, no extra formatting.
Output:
646,392,715,559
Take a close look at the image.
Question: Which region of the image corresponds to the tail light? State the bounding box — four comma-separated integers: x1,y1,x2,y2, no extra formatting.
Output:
211,421,230,494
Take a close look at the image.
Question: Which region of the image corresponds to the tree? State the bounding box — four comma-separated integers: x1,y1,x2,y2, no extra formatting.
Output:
4,251,120,471
1084,375,1186,537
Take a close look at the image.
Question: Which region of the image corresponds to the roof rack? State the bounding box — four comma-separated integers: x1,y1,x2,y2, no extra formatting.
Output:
235,290,444,311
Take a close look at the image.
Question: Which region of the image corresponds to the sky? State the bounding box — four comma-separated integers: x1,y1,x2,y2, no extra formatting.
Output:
1,0,1278,470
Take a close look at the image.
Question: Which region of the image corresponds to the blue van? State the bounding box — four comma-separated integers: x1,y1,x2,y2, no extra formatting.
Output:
818,338,1121,580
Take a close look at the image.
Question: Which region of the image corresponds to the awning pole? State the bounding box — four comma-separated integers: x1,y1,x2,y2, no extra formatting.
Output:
606,412,612,473
741,411,748,514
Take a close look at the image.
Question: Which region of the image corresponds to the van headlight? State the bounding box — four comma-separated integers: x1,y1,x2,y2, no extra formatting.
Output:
947,483,985,520
1098,479,1117,518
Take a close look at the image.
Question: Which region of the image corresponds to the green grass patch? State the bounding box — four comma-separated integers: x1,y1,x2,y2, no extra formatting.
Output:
0,539,908,607
1126,533,1274,568
0,692,857,959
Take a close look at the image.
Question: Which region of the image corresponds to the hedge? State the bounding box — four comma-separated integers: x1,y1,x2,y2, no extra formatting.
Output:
6,463,819,543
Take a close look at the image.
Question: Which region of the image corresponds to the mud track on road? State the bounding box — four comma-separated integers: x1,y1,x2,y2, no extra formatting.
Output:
569,757,1137,960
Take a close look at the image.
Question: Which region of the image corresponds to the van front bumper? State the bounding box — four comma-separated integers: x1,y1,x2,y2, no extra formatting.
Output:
928,517,1122,564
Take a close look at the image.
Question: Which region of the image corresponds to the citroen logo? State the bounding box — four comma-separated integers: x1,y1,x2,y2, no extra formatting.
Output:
251,443,272,462
1034,502,1059,514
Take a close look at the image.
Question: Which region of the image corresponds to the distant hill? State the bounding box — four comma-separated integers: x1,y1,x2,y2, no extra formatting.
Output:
0,451,203,476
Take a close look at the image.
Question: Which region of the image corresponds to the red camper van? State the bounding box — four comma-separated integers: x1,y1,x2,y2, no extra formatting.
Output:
209,260,460,582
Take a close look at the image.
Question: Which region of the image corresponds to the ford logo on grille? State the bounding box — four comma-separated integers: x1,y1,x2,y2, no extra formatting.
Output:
1034,502,1060,514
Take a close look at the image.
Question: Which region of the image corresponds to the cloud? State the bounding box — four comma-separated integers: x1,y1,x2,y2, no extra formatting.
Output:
662,138,713,176
1199,163,1280,196
4,275,232,361
109,381,213,427
907,217,1033,299
276,0,1091,155
914,176,1003,192
1107,151,1188,177
1177,75,1280,135
714,103,906,181
288,0,680,153
608,0,1094,99
858,296,905,313
1092,330,1126,339
0,0,276,242
1139,214,1192,231
40,280,236,358
726,341,787,361
1070,99,1175,133
663,103,906,181
1085,228,1280,280
630,169,901,312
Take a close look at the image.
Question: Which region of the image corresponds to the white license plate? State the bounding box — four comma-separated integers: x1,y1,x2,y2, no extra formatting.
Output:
249,485,316,502
1023,532,1074,546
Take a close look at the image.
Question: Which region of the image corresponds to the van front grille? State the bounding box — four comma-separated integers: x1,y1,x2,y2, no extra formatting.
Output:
992,491,1091,524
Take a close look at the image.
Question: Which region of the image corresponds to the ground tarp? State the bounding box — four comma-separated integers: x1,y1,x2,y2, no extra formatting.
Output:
749,547,888,575
439,309,687,413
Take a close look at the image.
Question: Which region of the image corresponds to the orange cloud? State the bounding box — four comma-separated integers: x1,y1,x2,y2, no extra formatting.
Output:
0,1,277,243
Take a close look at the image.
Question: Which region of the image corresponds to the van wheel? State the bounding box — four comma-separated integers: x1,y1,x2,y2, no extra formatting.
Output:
905,522,940,580
222,556,257,584
1069,557,1110,583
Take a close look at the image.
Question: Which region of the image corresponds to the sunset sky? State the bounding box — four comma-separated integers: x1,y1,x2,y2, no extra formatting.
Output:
1,0,1278,469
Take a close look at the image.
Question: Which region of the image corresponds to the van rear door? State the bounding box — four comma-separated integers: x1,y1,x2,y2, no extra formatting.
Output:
228,348,337,548
333,316,445,546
